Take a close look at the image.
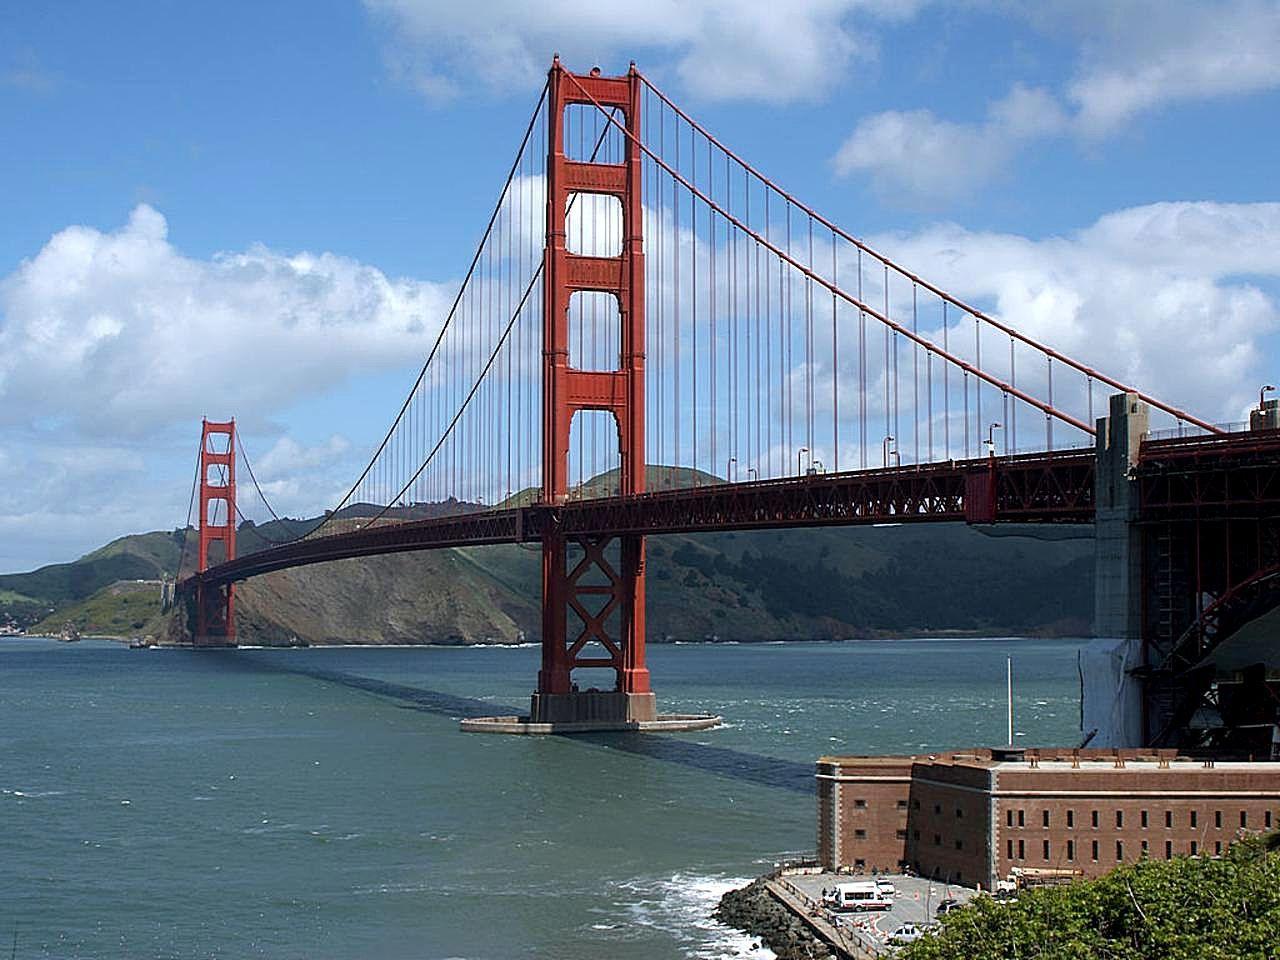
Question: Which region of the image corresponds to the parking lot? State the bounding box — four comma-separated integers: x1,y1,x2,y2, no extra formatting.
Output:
783,872,978,950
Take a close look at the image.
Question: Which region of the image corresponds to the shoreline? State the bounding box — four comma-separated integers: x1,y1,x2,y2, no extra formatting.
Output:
7,633,1092,649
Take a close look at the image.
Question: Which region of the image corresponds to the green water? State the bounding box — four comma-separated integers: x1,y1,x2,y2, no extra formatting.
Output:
0,637,1086,958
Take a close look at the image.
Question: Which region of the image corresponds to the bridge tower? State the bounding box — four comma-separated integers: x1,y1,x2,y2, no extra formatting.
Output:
533,60,654,724
194,418,237,646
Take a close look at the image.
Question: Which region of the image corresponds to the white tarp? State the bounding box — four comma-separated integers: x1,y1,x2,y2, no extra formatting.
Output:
1079,637,1144,747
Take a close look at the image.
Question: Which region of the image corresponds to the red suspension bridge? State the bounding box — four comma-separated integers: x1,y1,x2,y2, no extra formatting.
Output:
179,60,1280,750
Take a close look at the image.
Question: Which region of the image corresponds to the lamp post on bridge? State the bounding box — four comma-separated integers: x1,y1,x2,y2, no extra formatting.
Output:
882,436,897,468
727,456,736,483
1260,384,1275,410
747,466,758,481
986,422,1002,459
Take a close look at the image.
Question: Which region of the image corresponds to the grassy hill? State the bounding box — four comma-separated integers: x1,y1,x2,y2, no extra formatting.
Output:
4,471,1095,643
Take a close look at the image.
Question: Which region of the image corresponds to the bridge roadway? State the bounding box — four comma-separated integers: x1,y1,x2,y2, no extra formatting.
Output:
187,448,1097,589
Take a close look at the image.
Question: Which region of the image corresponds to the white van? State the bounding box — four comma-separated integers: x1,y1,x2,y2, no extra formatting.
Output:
831,881,893,911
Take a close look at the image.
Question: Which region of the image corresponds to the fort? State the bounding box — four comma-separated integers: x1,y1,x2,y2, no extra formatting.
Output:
817,746,1280,890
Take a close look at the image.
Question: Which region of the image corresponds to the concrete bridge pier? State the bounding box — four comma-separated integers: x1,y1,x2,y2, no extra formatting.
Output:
1081,392,1149,748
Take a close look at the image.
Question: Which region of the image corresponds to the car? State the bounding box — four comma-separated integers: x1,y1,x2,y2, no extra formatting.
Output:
875,878,897,899
889,923,924,945
935,898,961,916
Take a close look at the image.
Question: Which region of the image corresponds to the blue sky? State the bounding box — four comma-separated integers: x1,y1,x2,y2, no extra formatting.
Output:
2,0,1279,571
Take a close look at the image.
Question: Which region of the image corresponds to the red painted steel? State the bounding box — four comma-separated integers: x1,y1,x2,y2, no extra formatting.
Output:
540,60,649,695
636,73,1222,437
188,453,1097,588
196,418,236,643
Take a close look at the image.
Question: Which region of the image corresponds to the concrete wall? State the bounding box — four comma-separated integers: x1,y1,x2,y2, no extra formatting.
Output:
1086,393,1149,747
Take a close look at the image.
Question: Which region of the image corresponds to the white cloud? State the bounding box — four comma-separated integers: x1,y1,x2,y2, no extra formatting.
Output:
365,0,926,104
0,205,454,436
865,201,1280,420
833,0,1280,202
832,85,1065,203
1063,0,1280,136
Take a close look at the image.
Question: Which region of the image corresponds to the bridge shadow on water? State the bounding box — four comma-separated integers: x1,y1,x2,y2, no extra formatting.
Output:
237,653,812,795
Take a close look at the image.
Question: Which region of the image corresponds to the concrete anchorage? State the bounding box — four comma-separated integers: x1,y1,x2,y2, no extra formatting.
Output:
1081,393,1149,748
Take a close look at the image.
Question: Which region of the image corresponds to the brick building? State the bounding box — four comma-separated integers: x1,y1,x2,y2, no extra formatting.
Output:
817,747,1280,890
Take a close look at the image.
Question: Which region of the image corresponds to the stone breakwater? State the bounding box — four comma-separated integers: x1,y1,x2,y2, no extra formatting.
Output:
714,879,837,960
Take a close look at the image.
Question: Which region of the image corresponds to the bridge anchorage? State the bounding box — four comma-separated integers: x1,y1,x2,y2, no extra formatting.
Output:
174,57,1280,749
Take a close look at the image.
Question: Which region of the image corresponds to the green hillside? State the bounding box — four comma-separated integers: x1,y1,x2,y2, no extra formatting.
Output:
4,472,1096,642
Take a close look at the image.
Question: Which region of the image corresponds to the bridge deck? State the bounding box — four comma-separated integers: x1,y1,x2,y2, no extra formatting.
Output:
185,451,1096,589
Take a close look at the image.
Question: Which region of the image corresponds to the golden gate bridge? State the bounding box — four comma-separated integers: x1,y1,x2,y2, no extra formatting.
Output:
177,60,1280,753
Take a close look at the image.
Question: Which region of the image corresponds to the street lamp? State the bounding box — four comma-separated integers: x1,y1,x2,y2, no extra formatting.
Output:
727,456,736,483
1261,385,1276,410
882,436,895,468
747,466,759,481
796,447,809,476
986,422,1002,457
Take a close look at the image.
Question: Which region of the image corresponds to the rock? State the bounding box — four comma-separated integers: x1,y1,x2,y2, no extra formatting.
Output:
714,879,837,960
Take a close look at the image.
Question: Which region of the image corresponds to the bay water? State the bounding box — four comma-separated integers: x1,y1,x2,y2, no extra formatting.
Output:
1,637,1086,959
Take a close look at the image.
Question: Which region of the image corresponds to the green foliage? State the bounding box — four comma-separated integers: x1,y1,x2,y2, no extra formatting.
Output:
30,582,165,637
0,530,184,606
903,832,1280,959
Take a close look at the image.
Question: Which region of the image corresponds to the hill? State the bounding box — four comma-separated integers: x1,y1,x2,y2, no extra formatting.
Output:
2,478,1095,642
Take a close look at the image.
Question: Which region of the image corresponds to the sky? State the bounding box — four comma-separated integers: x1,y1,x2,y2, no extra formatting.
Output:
1,0,1279,572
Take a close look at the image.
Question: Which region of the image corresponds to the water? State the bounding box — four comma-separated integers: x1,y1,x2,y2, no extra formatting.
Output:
0,636,1087,959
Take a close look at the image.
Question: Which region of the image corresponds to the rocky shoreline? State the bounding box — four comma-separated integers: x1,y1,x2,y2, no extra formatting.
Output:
714,878,837,960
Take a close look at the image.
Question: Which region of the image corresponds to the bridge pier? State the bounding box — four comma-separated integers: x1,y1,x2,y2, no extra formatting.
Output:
1082,393,1148,747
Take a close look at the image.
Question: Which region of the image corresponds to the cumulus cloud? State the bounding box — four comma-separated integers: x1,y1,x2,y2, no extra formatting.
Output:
834,0,1280,202
0,205,454,436
832,85,1066,203
365,0,926,104
865,201,1280,420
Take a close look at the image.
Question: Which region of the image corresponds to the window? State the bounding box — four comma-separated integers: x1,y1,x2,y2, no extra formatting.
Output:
897,799,908,810
934,804,942,815
854,858,866,870
854,799,867,809
1141,810,1148,829
1018,810,1025,827
934,834,942,847
955,808,963,819
1007,809,1014,827
1166,810,1174,829
1091,810,1099,829
1007,838,1014,859
1190,841,1198,856
1190,811,1198,829
1043,840,1050,860
1215,841,1222,856
1018,839,1025,859
1215,810,1222,829
955,839,963,851
896,829,907,840
1141,839,1149,856
1165,841,1173,860
1067,839,1075,861
913,829,920,841
1067,810,1075,828
1115,810,1124,829
1241,810,1248,828
1116,841,1124,861
854,829,867,839
1042,810,1050,828
1266,810,1273,829
913,799,920,810
1091,840,1099,861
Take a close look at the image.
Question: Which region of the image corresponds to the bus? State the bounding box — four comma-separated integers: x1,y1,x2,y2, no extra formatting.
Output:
830,881,893,911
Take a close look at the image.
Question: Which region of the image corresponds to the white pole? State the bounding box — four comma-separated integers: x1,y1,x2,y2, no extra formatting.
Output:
1006,656,1014,746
